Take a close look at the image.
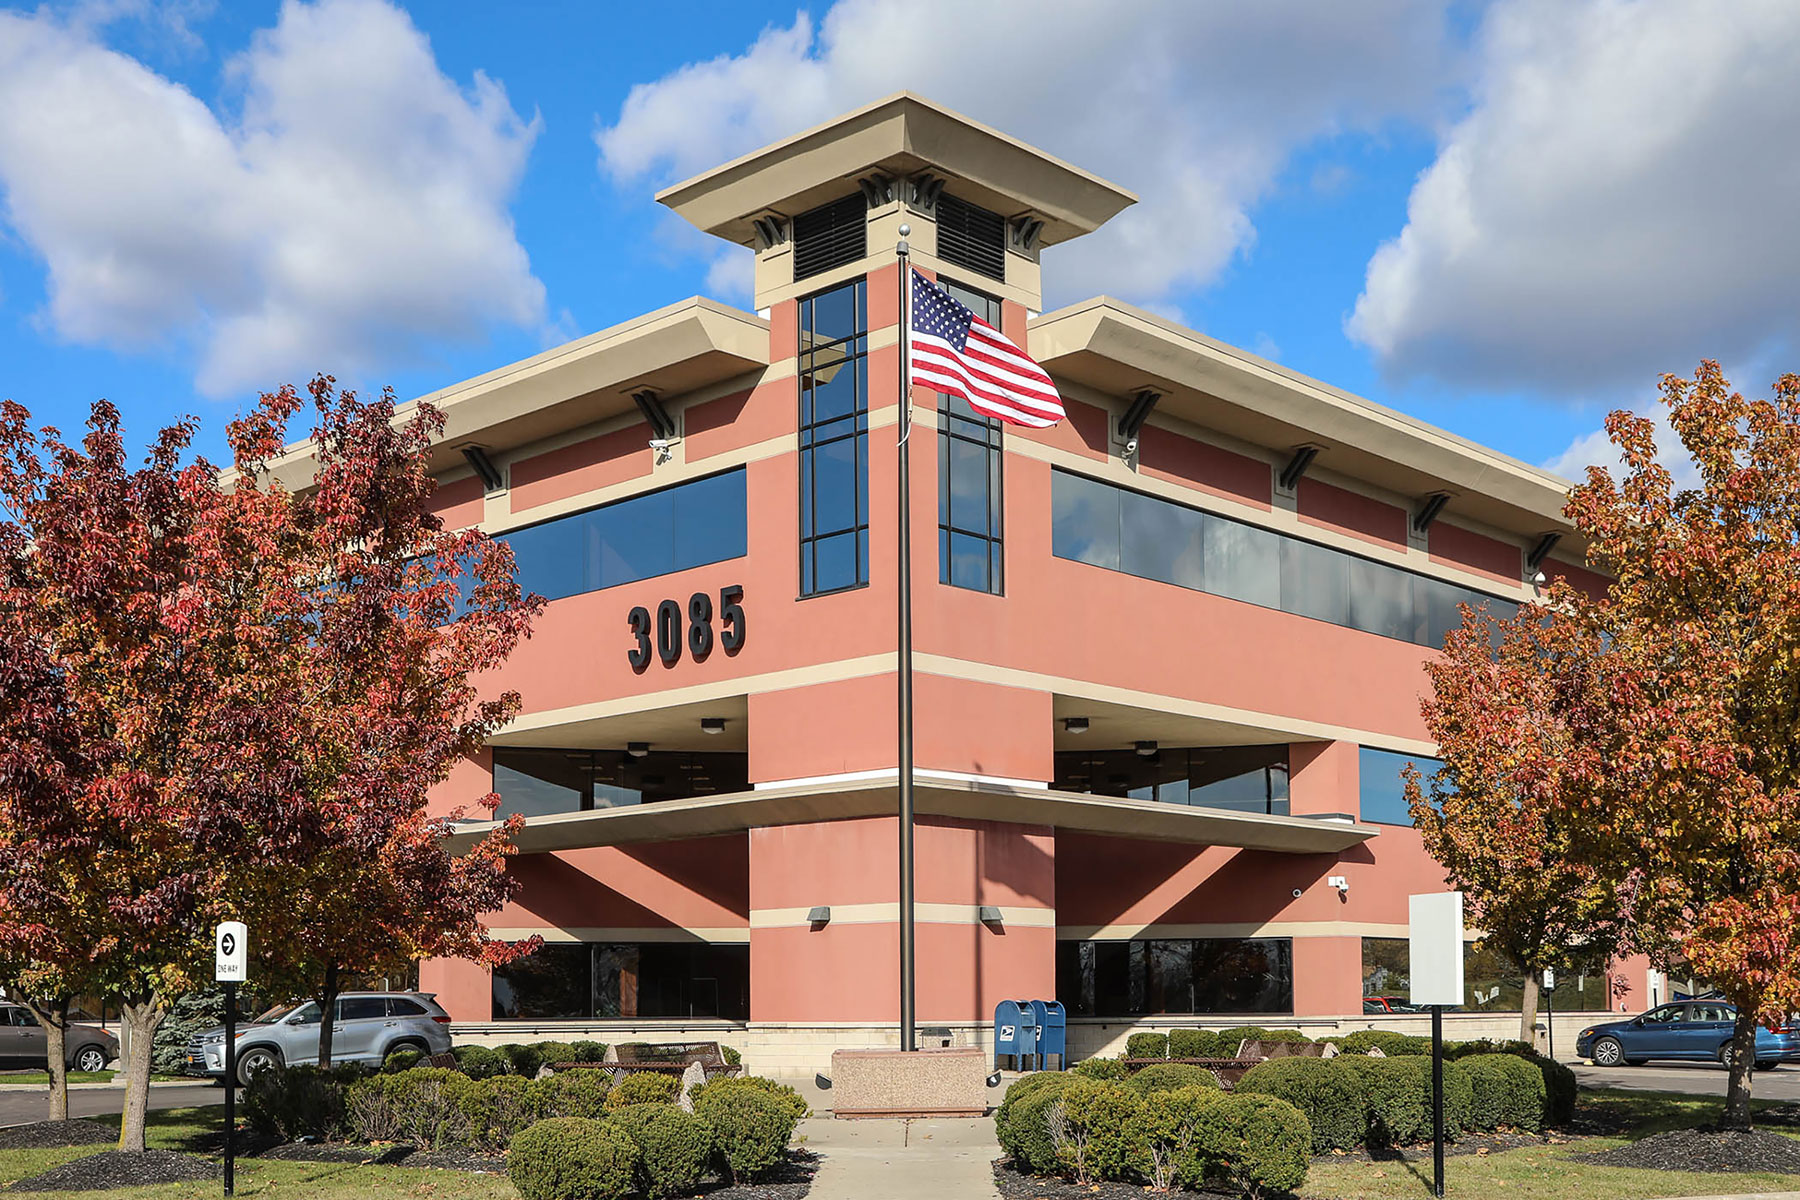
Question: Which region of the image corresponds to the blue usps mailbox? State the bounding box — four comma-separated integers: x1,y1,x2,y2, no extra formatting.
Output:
994,1000,1038,1071
1029,1000,1066,1071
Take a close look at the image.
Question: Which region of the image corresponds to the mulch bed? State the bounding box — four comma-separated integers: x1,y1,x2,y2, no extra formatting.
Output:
5,1149,217,1192
0,1121,114,1151
993,1159,1236,1199
694,1149,818,1198
1317,1128,1565,1163
1583,1127,1800,1174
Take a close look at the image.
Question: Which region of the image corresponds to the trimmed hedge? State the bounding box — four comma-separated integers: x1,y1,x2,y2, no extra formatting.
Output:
568,1040,609,1064
244,1064,363,1140
1342,1029,1429,1056
1126,1063,1219,1096
1125,1031,1170,1059
607,1104,714,1199
1335,1055,1471,1146
458,1073,549,1150
1051,1079,1145,1184
691,1075,809,1123
1461,1053,1546,1131
693,1082,796,1183
996,1074,1073,1175
1070,1056,1130,1081
1194,1092,1310,1196
1237,1056,1367,1152
451,1045,510,1079
1166,1029,1215,1059
346,1067,478,1148
508,1117,638,1200
606,1071,681,1108
381,1046,424,1074
542,1069,612,1119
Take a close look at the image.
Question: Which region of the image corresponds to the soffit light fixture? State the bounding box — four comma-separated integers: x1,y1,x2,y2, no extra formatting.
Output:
627,742,650,758
700,717,727,736
1063,717,1090,734
1135,740,1158,758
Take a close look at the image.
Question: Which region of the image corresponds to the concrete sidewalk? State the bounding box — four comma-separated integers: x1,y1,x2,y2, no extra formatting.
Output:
799,1116,1000,1200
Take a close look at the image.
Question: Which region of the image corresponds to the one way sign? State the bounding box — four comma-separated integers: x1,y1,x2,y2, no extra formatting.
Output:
215,922,248,982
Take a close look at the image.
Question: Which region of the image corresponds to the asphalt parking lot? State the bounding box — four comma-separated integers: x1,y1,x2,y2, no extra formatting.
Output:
1569,1059,1800,1101
0,1082,220,1128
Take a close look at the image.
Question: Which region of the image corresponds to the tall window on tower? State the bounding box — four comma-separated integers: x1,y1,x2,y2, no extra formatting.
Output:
937,279,1005,593
798,278,870,596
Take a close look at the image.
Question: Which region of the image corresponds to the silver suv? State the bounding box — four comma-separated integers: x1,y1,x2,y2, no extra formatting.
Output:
0,1003,119,1073
187,992,453,1084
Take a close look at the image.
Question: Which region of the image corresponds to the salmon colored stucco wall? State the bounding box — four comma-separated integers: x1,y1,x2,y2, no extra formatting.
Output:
1430,521,1522,586
420,955,491,1022
1293,936,1364,1016
683,383,789,460
748,816,1054,1020
428,748,494,821
427,476,486,530
510,422,653,512
494,838,747,931
1290,741,1359,819
1140,424,1272,510
1297,478,1407,549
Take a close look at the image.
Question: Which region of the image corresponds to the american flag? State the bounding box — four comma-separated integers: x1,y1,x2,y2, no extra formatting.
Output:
908,270,1064,428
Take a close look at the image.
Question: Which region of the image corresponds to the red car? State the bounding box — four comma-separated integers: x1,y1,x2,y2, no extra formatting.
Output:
1363,996,1424,1014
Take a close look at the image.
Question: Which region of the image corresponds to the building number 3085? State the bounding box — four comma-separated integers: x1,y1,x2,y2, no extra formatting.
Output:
627,585,745,670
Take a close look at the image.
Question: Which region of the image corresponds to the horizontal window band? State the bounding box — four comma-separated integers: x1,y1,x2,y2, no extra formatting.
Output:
486,926,749,944
1056,922,1481,941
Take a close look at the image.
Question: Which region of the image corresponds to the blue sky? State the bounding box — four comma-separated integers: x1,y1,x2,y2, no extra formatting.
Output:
1,0,1795,481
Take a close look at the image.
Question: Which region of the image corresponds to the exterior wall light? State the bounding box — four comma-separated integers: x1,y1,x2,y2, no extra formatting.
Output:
807,906,831,929
978,905,1004,927
627,742,650,758
1135,740,1158,758
700,717,727,735
1063,717,1090,734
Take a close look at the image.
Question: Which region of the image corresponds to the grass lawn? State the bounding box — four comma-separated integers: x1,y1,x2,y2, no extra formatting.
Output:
0,1108,514,1200
0,1071,118,1086
1302,1089,1800,1200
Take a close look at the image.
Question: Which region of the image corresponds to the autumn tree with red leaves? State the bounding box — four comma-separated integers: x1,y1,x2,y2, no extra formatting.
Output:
1415,362,1800,1128
1406,603,1625,1046
0,380,539,1149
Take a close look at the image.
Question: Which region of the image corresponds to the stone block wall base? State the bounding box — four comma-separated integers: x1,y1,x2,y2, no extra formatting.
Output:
829,1047,988,1117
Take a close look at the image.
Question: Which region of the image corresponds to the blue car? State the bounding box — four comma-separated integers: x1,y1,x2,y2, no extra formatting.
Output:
1577,1001,1800,1069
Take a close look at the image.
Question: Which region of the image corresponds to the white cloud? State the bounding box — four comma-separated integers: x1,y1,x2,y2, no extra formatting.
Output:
594,1,1457,307
0,0,545,397
1350,0,1800,396
1544,407,1703,491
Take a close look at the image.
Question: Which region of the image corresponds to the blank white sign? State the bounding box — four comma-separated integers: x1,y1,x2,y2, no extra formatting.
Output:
1408,892,1464,1007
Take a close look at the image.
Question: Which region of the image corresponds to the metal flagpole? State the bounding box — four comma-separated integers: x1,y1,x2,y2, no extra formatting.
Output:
895,227,916,1053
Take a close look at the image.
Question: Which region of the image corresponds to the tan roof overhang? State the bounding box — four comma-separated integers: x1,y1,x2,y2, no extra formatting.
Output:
446,774,1375,857
260,298,770,491
657,93,1137,249
1031,298,1581,546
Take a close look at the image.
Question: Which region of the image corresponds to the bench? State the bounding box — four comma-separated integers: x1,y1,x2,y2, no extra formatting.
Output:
555,1040,741,1082
426,1052,458,1069
1119,1041,1333,1090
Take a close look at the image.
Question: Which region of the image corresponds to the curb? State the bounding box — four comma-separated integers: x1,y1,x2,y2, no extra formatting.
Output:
0,1080,206,1092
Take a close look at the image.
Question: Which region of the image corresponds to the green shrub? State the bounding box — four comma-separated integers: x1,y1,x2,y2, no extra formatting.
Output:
1125,1062,1219,1096
1334,1055,1469,1146
457,1073,551,1150
452,1045,510,1080
1192,1092,1310,1197
568,1040,608,1064
606,1071,680,1108
1127,1083,1220,1190
690,1075,809,1123
693,1083,795,1183
531,1042,580,1071
382,1047,424,1074
345,1067,477,1148
541,1069,612,1118
243,1064,358,1140
1049,1078,1143,1184
607,1103,714,1199
1167,1029,1221,1059
499,1043,547,1078
1070,1056,1129,1081
995,1074,1072,1175
1342,1029,1429,1056
1532,1053,1577,1125
1237,1057,1365,1152
1460,1054,1546,1131
508,1117,638,1200
1125,1031,1170,1059
721,1045,743,1066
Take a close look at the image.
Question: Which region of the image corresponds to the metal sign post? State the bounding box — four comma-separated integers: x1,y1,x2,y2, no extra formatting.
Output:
1544,967,1556,1062
215,922,248,1197
1410,893,1464,1199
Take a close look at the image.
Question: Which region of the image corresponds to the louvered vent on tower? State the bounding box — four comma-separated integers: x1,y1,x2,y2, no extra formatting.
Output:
792,194,867,280
936,193,1005,281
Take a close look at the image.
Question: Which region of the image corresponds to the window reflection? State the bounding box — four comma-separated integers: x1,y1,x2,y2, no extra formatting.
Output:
1057,938,1294,1016
493,942,749,1020
1051,469,1520,648
1054,745,1290,814
492,748,750,819
800,279,870,596
1357,746,1443,826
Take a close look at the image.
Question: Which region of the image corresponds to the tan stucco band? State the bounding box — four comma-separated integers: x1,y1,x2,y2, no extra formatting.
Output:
447,774,1377,856
1057,921,1483,941
750,904,1057,930
1028,298,1581,546
487,926,750,944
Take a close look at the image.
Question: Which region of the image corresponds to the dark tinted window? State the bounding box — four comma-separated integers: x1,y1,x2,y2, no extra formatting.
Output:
937,280,1005,593
1359,746,1442,826
1056,938,1293,1016
800,279,870,596
340,997,387,1021
493,942,750,1020
499,470,746,604
1055,745,1289,815
386,998,428,1017
1051,469,1520,648
492,748,749,820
